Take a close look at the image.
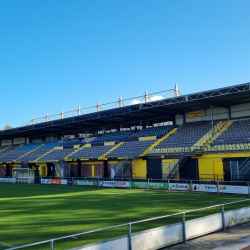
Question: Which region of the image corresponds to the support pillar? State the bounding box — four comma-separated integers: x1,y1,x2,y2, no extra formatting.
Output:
77,161,81,177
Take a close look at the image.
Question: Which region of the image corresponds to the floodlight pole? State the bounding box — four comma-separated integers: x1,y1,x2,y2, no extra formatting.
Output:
97,102,101,112
174,84,179,97
119,97,123,107
145,91,148,103
78,106,81,116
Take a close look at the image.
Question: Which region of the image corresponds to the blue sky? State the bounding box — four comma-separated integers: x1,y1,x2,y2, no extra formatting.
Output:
1,0,250,128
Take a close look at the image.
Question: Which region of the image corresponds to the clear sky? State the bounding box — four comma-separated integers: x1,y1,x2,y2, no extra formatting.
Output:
1,0,250,128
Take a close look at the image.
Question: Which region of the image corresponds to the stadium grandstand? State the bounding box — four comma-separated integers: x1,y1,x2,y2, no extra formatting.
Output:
1,82,250,182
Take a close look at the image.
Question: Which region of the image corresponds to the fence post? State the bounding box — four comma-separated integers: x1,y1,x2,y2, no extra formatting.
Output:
191,180,193,193
217,181,220,195
128,223,132,250
248,182,250,196
98,178,99,188
50,240,54,250
182,213,186,244
222,204,226,231
168,179,170,191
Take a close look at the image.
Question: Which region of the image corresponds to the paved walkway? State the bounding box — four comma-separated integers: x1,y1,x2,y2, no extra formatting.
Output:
163,222,250,250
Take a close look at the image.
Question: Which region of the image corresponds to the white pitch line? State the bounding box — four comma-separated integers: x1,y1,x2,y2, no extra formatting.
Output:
0,241,12,247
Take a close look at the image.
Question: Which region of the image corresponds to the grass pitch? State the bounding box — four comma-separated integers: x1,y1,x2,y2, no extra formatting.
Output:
0,183,249,250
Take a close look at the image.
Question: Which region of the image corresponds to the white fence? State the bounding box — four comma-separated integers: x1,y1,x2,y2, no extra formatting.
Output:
70,206,250,250
6,200,250,250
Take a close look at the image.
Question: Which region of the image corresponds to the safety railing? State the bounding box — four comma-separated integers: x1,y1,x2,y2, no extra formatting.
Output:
5,198,250,250
2,175,250,183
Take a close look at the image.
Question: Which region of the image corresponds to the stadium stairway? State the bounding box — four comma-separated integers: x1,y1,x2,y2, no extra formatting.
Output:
140,128,177,157
98,142,123,160
0,144,23,161
164,153,189,179
195,121,233,153
14,143,45,163
111,157,133,178
64,143,91,161
0,146,11,153
53,161,63,178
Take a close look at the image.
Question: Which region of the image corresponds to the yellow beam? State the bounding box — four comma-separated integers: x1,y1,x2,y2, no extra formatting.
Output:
14,143,45,162
98,141,123,160
63,143,91,161
140,128,177,157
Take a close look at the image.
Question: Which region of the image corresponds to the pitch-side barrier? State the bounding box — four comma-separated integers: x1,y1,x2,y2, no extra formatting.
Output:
4,199,250,250
1,176,250,195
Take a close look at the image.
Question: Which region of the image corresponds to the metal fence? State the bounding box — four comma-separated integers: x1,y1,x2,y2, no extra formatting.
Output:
5,199,250,250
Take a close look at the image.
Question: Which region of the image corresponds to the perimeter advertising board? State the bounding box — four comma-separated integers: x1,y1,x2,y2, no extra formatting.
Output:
61,180,73,186
219,185,249,194
99,181,130,188
170,183,192,191
0,178,13,183
131,182,168,190
51,179,61,185
41,179,51,184
192,184,217,193
73,180,99,187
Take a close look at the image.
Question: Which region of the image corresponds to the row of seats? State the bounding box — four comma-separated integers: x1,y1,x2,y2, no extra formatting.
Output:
155,122,212,149
107,140,157,157
5,119,250,161
211,120,250,146
131,125,174,138
0,140,68,162
40,148,77,160
91,131,132,144
69,145,113,159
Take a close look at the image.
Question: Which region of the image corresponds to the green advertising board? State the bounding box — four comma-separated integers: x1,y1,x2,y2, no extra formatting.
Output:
73,180,99,187
131,182,168,190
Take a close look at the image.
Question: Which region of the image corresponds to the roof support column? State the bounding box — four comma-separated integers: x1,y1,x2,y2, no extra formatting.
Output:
183,113,185,124
228,106,231,120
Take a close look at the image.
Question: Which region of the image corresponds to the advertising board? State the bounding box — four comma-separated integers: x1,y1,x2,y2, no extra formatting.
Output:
192,184,217,193
0,178,9,183
73,180,99,187
61,180,73,186
99,181,130,188
131,182,168,190
41,179,51,184
51,179,61,185
170,183,192,191
219,185,249,194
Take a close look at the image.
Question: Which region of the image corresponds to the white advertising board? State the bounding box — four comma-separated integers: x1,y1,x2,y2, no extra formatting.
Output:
0,178,8,182
192,184,217,193
225,207,250,227
186,213,222,239
170,183,192,191
99,181,130,188
73,223,183,250
219,185,249,194
61,179,67,185
0,178,13,183
41,179,51,184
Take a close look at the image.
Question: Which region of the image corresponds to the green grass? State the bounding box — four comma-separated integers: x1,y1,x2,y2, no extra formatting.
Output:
0,183,250,250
